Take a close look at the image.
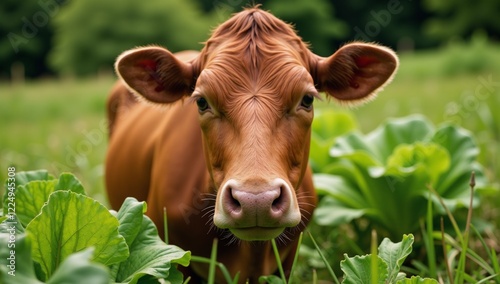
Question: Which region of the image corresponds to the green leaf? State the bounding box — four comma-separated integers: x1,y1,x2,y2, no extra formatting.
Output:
309,110,357,172
314,197,366,227
14,172,87,227
384,143,450,182
366,115,434,162
0,233,42,284
15,180,58,227
340,254,388,284
3,170,55,216
396,276,439,284
54,173,85,194
378,234,414,283
26,191,129,280
114,213,190,284
115,198,147,247
47,248,109,284
312,110,357,141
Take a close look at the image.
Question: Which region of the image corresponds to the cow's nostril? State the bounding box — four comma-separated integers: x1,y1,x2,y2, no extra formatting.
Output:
227,187,242,212
271,186,285,212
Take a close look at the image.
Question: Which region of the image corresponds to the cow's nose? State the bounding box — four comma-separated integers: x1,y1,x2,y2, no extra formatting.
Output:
214,178,301,240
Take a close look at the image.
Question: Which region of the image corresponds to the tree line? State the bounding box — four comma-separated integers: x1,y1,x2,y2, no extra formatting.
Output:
1,0,499,79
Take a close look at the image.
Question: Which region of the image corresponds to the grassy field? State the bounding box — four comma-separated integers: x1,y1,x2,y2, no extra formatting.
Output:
1,43,499,280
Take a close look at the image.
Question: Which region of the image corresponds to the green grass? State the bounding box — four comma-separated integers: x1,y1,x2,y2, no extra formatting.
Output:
0,77,114,205
1,45,499,282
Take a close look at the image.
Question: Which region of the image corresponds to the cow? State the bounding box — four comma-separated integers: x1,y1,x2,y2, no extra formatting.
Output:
105,6,398,283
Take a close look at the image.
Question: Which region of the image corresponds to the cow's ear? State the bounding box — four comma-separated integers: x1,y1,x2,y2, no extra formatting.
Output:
115,46,196,104
313,42,398,104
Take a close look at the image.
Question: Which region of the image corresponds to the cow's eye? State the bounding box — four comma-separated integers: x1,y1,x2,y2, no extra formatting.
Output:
196,97,211,113
299,94,314,110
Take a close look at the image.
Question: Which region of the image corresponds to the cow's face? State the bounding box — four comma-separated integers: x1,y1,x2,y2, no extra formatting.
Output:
115,10,398,241
193,59,316,240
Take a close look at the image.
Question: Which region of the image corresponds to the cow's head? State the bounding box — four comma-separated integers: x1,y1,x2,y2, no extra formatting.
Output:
115,8,398,241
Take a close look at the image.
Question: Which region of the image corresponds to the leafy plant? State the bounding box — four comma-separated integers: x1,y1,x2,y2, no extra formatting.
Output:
309,109,358,173
341,234,437,284
312,115,489,238
0,170,190,283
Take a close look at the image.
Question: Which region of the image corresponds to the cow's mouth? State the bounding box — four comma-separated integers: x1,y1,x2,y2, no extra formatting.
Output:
230,227,285,241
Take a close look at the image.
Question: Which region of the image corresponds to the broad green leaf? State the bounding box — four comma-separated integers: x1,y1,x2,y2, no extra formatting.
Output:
378,234,414,283
366,115,434,162
26,191,129,280
432,125,481,194
312,110,357,141
310,110,357,172
13,172,86,227
47,248,109,284
396,276,439,284
330,131,378,161
114,214,190,284
309,132,336,172
54,173,85,194
3,169,55,216
15,173,87,228
314,197,366,226
0,233,42,284
115,197,147,247
15,180,58,227
384,143,450,182
313,174,367,208
340,254,388,284
7,169,54,188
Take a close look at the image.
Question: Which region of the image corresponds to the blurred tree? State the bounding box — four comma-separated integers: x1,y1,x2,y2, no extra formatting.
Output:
333,0,435,51
194,0,347,56
0,0,64,79
423,0,500,42
263,0,347,56
49,0,217,76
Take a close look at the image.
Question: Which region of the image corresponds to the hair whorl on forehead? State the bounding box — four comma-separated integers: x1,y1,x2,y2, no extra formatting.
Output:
197,6,311,70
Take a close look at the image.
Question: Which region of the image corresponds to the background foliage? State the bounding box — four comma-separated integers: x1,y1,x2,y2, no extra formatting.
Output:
1,0,500,78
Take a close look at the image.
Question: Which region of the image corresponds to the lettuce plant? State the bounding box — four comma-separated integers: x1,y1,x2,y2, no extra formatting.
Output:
341,234,437,284
312,115,488,238
0,170,190,284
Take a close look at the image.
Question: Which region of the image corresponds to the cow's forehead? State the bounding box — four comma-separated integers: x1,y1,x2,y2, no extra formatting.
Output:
193,9,315,113
197,8,312,75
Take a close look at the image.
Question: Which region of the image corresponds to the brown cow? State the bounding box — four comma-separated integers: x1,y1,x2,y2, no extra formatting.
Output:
106,7,398,283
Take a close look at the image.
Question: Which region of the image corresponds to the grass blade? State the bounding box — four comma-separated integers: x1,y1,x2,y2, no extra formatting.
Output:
208,238,218,284
306,230,340,284
425,191,437,278
287,232,303,284
441,217,454,282
271,238,287,284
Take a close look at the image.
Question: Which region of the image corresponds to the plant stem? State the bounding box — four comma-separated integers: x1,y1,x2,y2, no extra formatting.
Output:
441,217,454,282
163,207,168,245
370,229,378,284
